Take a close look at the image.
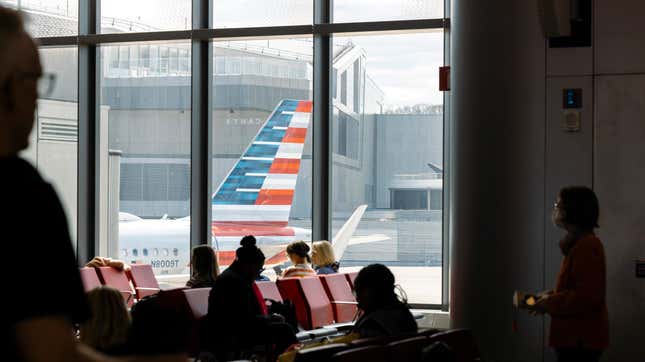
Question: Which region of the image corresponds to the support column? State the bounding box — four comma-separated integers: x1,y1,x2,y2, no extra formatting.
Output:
450,1,546,361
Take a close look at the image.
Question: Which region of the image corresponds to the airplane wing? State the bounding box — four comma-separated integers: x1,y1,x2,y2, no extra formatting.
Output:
331,205,368,261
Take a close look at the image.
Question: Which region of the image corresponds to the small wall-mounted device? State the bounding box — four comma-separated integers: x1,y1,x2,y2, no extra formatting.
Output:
636,259,645,278
562,88,582,132
439,66,450,91
563,88,582,108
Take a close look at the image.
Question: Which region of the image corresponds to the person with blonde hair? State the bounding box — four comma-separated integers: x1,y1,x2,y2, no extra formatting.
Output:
311,240,339,275
186,245,219,288
80,286,131,356
281,240,316,278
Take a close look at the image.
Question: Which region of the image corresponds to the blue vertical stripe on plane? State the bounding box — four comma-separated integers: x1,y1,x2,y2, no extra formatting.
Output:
212,190,259,205
266,113,293,128
257,128,286,143
276,100,299,112
232,159,273,174
244,144,280,158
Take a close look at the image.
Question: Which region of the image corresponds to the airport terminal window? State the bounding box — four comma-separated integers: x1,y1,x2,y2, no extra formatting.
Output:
334,0,443,23
0,0,78,37
19,1,448,301
100,0,190,33
334,111,360,160
140,45,151,69
332,32,444,305
211,38,313,263
100,42,191,276
213,0,312,28
21,47,79,245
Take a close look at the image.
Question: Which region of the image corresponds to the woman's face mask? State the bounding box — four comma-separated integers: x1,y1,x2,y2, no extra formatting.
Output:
552,199,566,228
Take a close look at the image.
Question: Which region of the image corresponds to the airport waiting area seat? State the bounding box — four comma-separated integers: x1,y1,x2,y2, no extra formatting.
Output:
95,266,135,307
127,264,161,299
332,345,390,362
256,280,284,303
276,277,335,330
319,274,358,323
291,329,480,362
79,267,102,292
428,328,480,362
345,272,358,289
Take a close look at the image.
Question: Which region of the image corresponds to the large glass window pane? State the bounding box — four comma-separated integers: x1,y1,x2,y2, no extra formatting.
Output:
0,0,78,37
101,0,190,33
334,0,443,23
332,32,444,304
212,39,313,275
213,1,311,28
21,47,78,245
100,42,191,279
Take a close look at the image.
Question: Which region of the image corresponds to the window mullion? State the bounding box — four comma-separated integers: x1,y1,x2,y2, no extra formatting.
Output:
312,0,332,241
190,0,213,250
77,0,100,264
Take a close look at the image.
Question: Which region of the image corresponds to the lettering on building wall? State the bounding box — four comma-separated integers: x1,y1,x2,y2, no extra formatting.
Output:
226,118,263,126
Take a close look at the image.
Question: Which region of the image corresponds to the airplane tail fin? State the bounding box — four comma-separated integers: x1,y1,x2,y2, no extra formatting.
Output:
332,205,368,261
211,99,312,227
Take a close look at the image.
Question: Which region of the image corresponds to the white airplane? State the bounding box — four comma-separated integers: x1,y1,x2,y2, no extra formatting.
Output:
118,100,380,274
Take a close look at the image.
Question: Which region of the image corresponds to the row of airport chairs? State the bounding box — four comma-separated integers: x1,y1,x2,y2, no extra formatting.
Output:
78,266,479,360
79,264,161,306
256,272,359,331
79,263,358,331
294,329,480,362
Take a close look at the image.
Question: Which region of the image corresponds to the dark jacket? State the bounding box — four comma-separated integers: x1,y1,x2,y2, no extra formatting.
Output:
545,233,609,350
353,302,417,338
206,262,265,348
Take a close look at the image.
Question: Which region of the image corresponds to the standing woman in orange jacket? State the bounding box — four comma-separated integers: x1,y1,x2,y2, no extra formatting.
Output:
531,186,609,362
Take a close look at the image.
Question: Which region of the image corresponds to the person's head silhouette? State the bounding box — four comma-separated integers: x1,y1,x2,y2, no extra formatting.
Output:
0,7,42,156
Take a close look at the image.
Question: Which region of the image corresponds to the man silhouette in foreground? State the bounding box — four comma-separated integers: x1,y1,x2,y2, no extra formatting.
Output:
0,6,182,362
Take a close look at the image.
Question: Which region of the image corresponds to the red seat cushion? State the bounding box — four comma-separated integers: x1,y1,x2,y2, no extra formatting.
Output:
252,282,269,315
127,264,160,299
79,267,102,292
277,277,310,329
255,281,283,303
96,266,135,306
345,272,358,289
298,277,335,328
320,274,358,323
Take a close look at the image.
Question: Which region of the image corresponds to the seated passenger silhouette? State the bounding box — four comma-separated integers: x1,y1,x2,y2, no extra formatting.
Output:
311,240,340,275
352,264,417,338
206,235,297,359
80,286,131,356
280,240,316,278
186,245,219,288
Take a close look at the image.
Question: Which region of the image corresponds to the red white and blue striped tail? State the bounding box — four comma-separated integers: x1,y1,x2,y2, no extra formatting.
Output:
211,99,312,247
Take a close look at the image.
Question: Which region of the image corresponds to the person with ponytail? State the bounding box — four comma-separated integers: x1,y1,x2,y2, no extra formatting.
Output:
205,235,296,359
280,240,316,278
351,264,417,338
